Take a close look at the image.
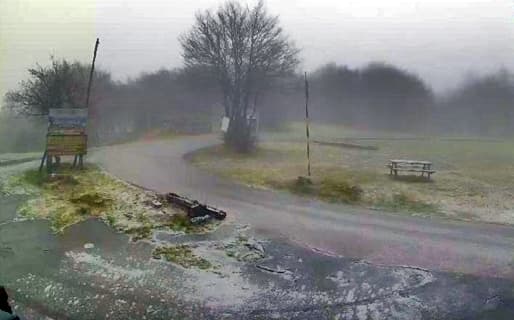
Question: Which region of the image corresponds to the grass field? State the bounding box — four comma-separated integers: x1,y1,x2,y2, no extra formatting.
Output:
191,122,514,224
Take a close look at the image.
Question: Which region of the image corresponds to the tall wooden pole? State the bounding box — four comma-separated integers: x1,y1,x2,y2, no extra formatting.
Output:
81,38,99,168
86,38,100,110
304,72,311,177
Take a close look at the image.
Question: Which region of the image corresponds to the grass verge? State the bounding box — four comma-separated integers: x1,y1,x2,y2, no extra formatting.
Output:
3,165,219,235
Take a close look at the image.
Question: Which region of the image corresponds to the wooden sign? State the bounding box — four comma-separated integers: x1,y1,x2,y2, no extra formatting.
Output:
48,108,87,132
40,39,99,172
47,108,88,156
47,135,87,156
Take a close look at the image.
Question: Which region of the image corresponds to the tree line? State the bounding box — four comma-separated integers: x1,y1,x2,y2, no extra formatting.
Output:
307,63,514,137
2,59,220,147
2,0,514,154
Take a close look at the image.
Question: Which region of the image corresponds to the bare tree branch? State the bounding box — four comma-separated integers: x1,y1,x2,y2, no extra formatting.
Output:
180,0,300,151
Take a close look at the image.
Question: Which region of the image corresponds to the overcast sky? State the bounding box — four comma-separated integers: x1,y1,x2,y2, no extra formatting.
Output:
1,0,514,103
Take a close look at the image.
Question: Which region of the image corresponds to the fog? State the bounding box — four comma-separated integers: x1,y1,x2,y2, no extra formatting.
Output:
2,0,514,152
2,0,514,102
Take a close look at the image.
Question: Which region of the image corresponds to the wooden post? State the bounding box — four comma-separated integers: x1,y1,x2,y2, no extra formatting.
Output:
55,156,61,169
39,150,47,172
304,72,311,177
85,38,100,111
72,155,78,168
46,154,53,173
83,38,99,168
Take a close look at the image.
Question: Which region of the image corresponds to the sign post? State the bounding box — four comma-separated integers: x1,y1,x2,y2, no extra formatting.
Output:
38,38,100,173
40,108,88,172
304,72,311,177
86,38,100,111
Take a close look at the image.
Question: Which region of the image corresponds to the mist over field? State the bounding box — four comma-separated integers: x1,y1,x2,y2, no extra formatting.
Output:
2,61,514,154
3,2,514,319
1,1,514,152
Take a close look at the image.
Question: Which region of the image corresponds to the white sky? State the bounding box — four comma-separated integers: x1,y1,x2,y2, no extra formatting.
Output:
1,0,514,103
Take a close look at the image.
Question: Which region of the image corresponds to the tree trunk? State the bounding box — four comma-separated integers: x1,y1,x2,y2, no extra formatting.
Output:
224,113,253,152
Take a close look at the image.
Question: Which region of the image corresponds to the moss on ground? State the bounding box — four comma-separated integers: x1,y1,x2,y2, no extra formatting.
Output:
125,224,154,241
9,166,125,232
152,244,212,269
5,165,220,235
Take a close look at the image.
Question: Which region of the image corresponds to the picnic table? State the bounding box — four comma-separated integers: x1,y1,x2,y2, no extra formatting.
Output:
387,159,435,179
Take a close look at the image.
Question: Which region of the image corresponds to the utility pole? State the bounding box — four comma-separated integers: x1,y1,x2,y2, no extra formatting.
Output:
304,72,311,177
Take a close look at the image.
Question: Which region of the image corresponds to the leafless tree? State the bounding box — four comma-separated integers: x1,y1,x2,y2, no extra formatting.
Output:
180,0,300,151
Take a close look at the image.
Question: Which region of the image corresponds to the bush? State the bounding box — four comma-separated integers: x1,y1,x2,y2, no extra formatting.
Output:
318,178,363,203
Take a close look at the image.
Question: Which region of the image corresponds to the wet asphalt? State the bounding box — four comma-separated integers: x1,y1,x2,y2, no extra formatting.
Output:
92,136,514,278
1,136,514,318
2,194,514,319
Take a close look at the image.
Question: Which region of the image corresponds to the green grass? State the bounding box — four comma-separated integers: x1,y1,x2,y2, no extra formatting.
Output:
317,177,363,203
126,224,154,241
374,192,439,214
163,214,195,232
191,122,514,223
285,176,363,203
19,169,49,186
4,162,222,240
10,166,121,232
106,213,117,226
9,165,144,232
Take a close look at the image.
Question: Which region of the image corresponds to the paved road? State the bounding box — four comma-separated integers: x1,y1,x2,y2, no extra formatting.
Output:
92,135,514,279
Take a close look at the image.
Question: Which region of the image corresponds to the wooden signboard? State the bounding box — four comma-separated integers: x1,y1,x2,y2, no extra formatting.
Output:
46,108,88,156
48,108,87,131
47,135,87,156
40,38,99,172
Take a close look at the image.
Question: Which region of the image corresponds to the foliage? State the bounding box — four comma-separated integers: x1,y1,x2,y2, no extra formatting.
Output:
317,178,363,203
4,57,111,116
126,224,154,241
309,62,434,131
436,69,514,136
180,0,300,151
164,214,195,233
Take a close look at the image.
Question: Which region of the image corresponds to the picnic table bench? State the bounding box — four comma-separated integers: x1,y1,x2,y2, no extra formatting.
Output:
387,159,435,179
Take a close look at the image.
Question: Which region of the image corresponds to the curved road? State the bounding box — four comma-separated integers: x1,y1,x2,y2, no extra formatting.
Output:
92,135,514,279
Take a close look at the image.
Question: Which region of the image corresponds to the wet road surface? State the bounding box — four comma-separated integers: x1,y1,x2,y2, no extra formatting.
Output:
1,136,514,319
93,135,514,279
2,195,514,319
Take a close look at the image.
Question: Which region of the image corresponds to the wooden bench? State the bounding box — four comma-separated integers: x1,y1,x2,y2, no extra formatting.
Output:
387,159,435,179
